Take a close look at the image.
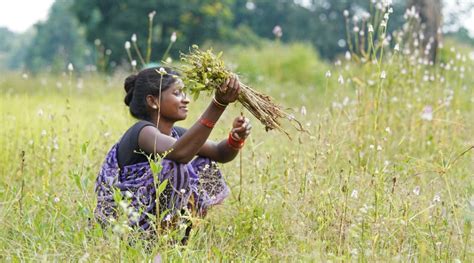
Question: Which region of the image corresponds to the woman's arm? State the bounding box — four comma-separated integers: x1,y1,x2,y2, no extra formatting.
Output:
138,77,240,163
198,116,251,163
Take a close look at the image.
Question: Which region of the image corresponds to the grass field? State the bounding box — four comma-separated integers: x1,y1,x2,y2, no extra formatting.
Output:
1,40,473,261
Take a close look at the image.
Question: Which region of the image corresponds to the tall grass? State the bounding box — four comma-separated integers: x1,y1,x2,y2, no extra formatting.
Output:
1,11,473,263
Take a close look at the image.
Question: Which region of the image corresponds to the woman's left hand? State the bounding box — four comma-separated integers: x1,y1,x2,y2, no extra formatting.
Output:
231,115,251,140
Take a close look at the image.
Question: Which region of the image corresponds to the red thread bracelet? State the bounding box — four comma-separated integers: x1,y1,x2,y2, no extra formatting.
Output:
199,118,215,128
227,132,245,150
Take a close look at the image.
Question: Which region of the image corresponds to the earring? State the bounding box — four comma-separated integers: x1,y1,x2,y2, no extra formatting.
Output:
152,105,157,109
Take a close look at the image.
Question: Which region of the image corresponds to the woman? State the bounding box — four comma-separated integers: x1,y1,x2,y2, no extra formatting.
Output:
94,67,251,237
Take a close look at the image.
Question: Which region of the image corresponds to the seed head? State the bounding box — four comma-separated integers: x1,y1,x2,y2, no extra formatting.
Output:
170,32,177,43
368,24,374,33
300,106,307,116
338,75,344,84
131,34,137,42
148,10,156,20
124,41,131,50
345,51,351,61
413,186,420,196
272,25,283,38
325,70,332,78
394,43,400,52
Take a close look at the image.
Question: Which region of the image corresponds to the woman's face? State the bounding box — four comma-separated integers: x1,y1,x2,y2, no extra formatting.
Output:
158,79,190,122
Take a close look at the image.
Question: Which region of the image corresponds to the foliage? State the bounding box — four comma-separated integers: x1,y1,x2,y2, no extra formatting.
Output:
180,45,303,135
23,0,90,73
72,0,234,65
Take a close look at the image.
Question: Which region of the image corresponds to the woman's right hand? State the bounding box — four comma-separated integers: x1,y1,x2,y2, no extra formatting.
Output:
214,75,240,105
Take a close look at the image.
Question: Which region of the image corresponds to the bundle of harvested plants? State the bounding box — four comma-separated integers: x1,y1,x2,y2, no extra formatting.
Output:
179,45,304,137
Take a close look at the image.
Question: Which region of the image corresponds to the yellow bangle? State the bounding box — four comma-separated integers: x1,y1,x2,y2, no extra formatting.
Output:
212,97,228,108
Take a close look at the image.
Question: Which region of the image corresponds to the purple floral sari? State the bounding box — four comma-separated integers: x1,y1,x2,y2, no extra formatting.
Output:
94,129,230,231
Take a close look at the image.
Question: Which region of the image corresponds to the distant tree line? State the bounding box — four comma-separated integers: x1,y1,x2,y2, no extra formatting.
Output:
0,0,464,73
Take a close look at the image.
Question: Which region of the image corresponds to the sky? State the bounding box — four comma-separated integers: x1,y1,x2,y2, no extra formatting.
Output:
0,0,473,35
0,0,54,33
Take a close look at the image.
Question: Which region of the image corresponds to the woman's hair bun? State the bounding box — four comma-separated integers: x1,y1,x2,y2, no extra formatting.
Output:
124,74,137,106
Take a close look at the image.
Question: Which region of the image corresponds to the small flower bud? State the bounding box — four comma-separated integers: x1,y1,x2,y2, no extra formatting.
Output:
325,70,332,78
272,25,283,38
148,11,156,20
170,32,177,43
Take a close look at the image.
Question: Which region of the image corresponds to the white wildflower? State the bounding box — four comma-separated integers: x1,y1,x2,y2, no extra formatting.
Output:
345,51,351,61
413,186,420,196
180,188,186,194
394,43,400,52
380,71,386,79
351,190,358,199
325,70,331,78
433,193,441,203
131,60,137,67
131,33,137,42
245,1,256,10
67,63,74,72
421,105,433,121
41,130,47,137
300,106,307,116
158,67,167,75
368,24,374,33
54,197,60,203
165,57,173,63
343,10,349,17
148,10,156,20
170,32,177,43
338,75,344,84
377,145,382,151
272,25,283,38
124,41,131,50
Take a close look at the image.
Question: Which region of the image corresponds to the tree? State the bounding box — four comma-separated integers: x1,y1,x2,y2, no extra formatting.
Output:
23,0,90,73
72,0,234,66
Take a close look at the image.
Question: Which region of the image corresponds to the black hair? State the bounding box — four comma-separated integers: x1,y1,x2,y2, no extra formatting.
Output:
124,67,180,121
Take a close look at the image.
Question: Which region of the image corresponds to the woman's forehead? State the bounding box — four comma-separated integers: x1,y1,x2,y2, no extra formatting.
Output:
174,78,184,89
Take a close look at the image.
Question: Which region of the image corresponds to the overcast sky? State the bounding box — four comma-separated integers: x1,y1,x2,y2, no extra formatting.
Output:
0,0,473,36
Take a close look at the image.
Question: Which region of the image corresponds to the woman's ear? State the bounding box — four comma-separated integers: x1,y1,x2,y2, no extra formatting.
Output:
146,95,159,109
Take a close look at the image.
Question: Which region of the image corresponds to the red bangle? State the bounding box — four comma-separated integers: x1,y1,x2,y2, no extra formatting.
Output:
227,132,245,150
199,118,215,128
